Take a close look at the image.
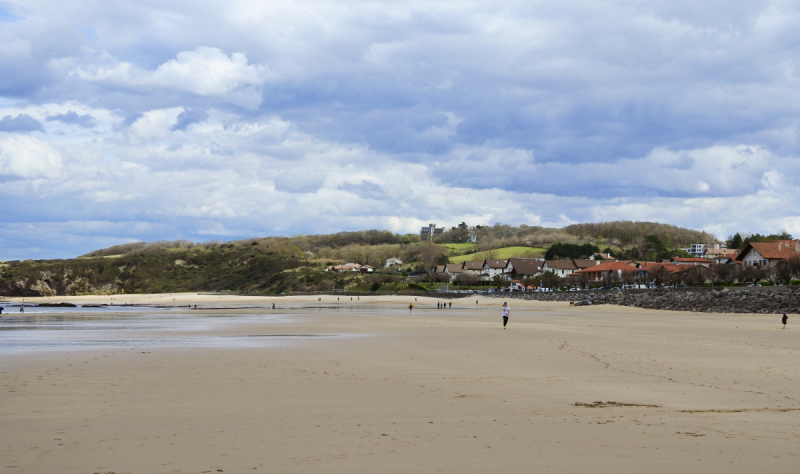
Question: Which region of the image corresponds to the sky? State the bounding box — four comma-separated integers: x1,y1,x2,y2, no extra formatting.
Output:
1,0,800,259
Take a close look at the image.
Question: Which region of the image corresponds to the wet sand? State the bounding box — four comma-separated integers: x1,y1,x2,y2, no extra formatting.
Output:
1,294,798,473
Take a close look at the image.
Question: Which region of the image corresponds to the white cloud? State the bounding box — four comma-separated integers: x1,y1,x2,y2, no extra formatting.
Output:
77,47,270,101
130,107,184,140
151,47,269,95
0,134,63,178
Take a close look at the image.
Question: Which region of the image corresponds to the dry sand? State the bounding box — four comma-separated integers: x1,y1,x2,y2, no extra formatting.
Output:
1,293,798,473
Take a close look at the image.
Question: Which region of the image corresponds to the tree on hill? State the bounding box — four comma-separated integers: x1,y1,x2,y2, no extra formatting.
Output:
740,231,793,246
545,243,599,260
727,233,743,250
561,221,715,248
641,234,691,261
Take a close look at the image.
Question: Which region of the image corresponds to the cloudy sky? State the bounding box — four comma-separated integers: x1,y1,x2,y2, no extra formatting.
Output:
1,0,800,259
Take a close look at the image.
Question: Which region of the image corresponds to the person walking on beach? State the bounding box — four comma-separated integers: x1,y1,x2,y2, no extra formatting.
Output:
409,303,414,311
20,304,24,313
502,301,510,329
782,313,788,329
272,302,275,309
448,301,451,308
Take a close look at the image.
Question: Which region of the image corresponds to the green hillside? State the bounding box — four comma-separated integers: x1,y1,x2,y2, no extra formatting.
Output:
1,220,724,296
450,246,545,263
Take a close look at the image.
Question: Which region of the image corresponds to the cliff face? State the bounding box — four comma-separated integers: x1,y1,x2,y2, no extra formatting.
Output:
0,248,303,296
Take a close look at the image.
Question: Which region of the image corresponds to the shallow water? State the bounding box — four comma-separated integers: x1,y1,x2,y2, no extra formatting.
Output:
0,310,345,354
0,303,180,314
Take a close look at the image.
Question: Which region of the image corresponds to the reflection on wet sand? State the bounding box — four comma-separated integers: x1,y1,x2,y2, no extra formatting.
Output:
0,309,354,353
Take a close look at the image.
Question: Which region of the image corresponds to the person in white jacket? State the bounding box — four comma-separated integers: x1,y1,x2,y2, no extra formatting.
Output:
502,302,510,329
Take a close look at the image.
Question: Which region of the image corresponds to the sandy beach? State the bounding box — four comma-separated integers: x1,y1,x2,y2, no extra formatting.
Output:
1,293,798,473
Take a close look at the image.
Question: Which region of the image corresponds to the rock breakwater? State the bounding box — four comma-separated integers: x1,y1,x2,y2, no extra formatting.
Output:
489,287,800,314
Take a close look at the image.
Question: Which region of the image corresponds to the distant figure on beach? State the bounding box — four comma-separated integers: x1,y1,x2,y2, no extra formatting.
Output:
437,302,440,309
476,300,478,305
502,301,510,329
0,306,4,314
409,303,414,311
20,304,24,313
272,303,275,309
782,313,788,329
448,302,451,308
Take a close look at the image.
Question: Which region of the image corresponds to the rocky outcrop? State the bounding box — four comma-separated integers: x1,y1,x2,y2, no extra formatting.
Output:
489,287,800,314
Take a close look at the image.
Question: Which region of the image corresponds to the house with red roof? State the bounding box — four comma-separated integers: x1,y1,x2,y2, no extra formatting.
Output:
735,240,800,267
570,261,639,281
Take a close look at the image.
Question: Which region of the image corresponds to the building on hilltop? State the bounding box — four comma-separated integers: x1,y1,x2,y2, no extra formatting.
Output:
420,223,444,242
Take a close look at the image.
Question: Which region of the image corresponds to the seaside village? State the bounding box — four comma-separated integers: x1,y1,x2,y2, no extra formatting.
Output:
327,224,800,292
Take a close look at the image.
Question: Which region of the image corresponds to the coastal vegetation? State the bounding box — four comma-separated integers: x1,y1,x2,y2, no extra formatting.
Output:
0,220,742,297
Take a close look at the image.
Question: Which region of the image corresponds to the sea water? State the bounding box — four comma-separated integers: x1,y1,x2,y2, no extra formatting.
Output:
0,307,345,354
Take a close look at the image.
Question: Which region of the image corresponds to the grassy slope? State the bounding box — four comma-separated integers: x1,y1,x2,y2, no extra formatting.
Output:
0,247,307,296
450,246,545,263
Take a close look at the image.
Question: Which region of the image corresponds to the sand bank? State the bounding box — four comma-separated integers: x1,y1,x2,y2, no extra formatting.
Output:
1,297,798,473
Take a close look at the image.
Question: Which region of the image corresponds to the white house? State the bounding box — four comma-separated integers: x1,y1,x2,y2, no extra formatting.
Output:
736,240,800,267
483,259,508,279
330,263,361,272
588,253,613,260
385,257,403,267
543,260,579,277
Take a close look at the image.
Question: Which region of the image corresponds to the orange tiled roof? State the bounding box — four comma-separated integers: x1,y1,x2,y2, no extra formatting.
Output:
736,241,800,261
572,261,638,274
